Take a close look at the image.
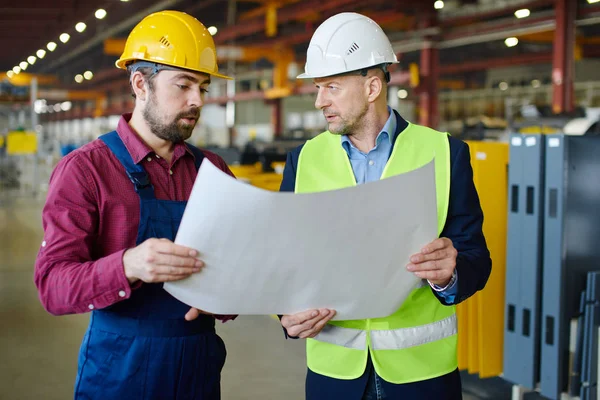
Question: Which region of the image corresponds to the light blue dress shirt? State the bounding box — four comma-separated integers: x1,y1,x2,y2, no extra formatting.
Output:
340,108,458,302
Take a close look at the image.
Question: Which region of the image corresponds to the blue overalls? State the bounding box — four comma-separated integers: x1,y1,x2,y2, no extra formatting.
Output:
74,131,226,400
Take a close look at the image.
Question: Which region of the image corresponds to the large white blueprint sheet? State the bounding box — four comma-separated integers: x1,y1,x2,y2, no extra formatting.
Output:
164,159,438,320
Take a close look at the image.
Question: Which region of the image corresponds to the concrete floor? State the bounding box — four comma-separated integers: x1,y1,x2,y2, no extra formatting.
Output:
0,193,526,400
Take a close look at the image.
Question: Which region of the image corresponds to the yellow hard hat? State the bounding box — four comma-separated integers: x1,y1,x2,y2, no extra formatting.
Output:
116,10,232,79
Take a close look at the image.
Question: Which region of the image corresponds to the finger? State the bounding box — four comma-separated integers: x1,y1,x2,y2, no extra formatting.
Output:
420,238,451,254
409,249,450,264
150,272,196,282
282,309,321,328
407,259,456,272
185,308,200,321
307,310,337,338
289,309,333,337
151,239,199,258
412,269,452,282
153,253,204,269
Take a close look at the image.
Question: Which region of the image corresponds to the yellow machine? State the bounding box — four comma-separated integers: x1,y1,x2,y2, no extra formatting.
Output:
457,141,509,378
6,131,37,155
228,161,284,192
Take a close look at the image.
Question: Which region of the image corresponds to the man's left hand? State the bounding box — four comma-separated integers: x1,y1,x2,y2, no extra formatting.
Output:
406,237,457,287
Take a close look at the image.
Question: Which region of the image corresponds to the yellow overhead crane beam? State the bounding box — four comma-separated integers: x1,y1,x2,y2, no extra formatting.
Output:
0,72,58,86
104,39,295,99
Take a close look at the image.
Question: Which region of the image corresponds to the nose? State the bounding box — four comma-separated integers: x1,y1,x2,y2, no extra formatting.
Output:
188,87,204,108
314,87,329,110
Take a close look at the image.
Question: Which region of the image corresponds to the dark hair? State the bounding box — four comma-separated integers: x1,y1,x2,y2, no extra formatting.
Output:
127,66,157,99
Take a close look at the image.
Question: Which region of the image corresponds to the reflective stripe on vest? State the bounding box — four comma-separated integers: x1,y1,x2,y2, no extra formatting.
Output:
296,122,458,384
314,314,457,351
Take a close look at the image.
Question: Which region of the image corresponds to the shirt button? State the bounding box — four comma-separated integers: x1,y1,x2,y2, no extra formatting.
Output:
155,154,160,158
169,170,173,175
118,290,126,298
147,157,152,162
88,304,95,310
368,160,375,166
41,240,46,247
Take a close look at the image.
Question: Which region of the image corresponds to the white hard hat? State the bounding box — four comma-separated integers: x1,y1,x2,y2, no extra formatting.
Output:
297,12,398,80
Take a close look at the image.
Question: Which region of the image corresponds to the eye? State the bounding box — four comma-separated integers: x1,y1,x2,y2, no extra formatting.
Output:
200,88,209,94
177,84,189,90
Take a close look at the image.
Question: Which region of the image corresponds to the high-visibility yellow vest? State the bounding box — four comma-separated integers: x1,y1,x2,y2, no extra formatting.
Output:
295,122,457,384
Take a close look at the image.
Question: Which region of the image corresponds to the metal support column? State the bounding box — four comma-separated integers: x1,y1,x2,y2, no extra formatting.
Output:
552,0,576,114
270,98,282,138
419,44,439,129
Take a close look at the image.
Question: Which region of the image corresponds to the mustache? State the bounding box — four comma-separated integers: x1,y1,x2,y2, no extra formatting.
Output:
177,108,200,119
323,109,338,118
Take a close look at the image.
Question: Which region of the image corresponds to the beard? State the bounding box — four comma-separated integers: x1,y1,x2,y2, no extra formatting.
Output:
143,92,200,143
324,103,369,136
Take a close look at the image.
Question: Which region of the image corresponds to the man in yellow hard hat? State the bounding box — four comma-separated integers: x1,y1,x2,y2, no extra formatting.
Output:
278,12,491,399
34,10,235,399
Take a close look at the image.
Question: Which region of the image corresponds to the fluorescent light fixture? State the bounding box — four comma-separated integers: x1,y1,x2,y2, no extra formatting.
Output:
397,89,408,99
208,26,218,35
47,42,57,51
37,49,46,59
7,71,14,79
515,9,530,18
588,0,600,4
83,70,93,80
74,74,84,83
61,101,72,111
505,37,519,47
59,33,70,43
95,9,107,19
434,1,444,9
499,82,509,91
13,66,21,74
75,22,87,33
19,61,28,70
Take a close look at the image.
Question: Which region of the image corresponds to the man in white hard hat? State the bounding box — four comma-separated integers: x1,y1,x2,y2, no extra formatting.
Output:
278,12,491,399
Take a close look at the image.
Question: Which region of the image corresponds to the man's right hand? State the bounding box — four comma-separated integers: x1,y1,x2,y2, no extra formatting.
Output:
281,309,336,338
123,238,204,284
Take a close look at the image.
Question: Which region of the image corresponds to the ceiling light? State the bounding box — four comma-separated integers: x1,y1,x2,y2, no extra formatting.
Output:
53,104,62,112
397,89,408,99
19,61,28,70
514,9,530,18
434,0,444,9
61,101,72,111
531,79,541,88
47,42,57,51
95,9,107,19
588,0,600,4
74,74,84,83
27,56,36,65
13,66,21,74
75,22,87,33
120,0,129,2
505,37,519,47
7,71,14,79
83,70,93,80
37,49,46,59
59,33,70,43
208,26,218,35
499,82,509,91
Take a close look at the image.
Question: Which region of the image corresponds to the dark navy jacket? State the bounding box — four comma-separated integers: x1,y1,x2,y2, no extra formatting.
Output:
279,110,491,399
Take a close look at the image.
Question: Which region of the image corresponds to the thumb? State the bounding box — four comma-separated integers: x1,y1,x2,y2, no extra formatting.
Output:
185,307,200,321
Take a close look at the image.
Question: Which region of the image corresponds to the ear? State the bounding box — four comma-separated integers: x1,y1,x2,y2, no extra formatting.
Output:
365,76,383,103
130,71,148,101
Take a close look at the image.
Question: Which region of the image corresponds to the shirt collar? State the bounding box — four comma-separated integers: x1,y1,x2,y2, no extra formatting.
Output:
341,106,396,154
116,113,195,164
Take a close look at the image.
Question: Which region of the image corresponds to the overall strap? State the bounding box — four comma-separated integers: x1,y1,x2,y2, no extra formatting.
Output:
185,142,205,171
99,131,155,200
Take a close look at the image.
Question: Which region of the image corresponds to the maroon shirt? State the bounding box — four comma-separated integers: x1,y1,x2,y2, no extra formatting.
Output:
34,114,235,318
